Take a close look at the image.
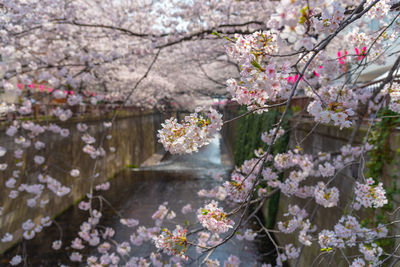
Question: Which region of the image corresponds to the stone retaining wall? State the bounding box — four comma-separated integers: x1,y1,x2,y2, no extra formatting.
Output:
0,110,175,253
221,104,239,160
270,119,400,266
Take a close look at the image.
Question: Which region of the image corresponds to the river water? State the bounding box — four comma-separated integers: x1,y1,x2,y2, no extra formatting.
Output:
2,135,272,266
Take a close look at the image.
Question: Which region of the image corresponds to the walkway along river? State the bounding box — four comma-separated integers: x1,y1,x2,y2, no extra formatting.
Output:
2,135,273,266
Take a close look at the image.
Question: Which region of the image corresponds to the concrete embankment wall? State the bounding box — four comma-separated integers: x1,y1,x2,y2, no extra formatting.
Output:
0,110,175,253
270,119,400,266
221,104,239,160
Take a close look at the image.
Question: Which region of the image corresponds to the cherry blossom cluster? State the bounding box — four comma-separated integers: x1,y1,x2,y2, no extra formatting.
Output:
224,158,262,202
274,243,302,267
314,182,340,208
353,178,388,210
197,201,234,234
277,205,314,247
153,226,188,260
261,127,285,145
388,83,400,113
307,100,355,129
272,149,314,197
158,107,223,154
68,199,157,266
151,202,176,226
235,229,257,241
0,102,16,115
318,215,388,265
198,186,227,201
226,30,296,111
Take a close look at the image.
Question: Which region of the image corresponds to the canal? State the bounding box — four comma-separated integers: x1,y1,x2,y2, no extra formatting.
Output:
2,135,272,266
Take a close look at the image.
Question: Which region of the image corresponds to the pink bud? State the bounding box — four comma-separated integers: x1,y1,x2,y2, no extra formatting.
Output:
337,51,345,64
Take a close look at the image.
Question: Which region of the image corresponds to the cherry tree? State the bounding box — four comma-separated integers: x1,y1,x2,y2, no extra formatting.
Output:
1,0,400,266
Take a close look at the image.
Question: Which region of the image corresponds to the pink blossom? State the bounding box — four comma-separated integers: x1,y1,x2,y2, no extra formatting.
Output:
158,107,222,154
116,241,131,256
52,240,62,250
181,204,193,214
153,226,188,260
354,178,387,209
197,201,234,233
120,218,139,228
224,255,240,267
70,169,80,177
1,233,13,242
314,182,340,208
70,252,82,262
10,255,22,266
71,238,85,250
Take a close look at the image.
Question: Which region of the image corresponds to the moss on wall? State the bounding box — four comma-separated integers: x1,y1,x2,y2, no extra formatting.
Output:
233,107,291,228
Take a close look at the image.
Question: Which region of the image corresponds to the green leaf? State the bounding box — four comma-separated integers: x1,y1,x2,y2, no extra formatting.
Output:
201,209,208,215
300,6,308,16
251,60,262,71
299,16,306,24
224,36,233,42
212,31,221,37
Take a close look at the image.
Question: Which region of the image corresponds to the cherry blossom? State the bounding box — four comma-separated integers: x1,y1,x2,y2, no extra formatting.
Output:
1,0,400,265
153,226,188,260
1,233,13,243
70,169,80,177
197,201,234,234
181,204,193,214
158,107,222,154
10,255,22,266
70,252,83,262
52,240,62,250
354,178,387,210
261,127,285,145
0,146,6,157
314,182,340,208
224,255,241,267
120,218,139,228
116,241,131,256
350,258,366,267
359,243,383,265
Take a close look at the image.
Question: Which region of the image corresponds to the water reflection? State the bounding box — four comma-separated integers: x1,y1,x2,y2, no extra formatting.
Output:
2,135,272,266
